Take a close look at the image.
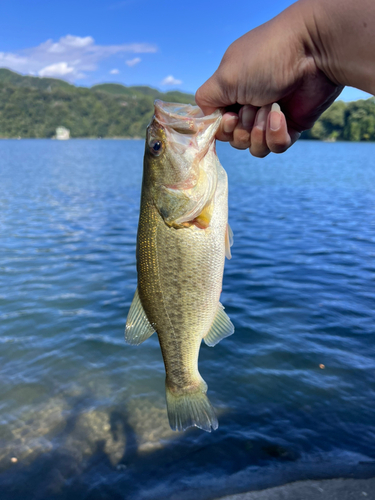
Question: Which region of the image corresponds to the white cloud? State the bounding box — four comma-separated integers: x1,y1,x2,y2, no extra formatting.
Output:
125,57,141,67
110,68,119,74
39,62,75,78
48,35,94,53
161,75,182,86
0,35,157,81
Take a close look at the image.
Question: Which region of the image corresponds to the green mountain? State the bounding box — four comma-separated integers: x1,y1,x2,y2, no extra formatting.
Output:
0,68,73,91
92,83,194,105
0,69,374,141
0,69,195,138
302,98,375,142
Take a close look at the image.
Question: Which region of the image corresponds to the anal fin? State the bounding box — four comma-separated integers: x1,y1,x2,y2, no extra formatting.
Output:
204,303,234,347
125,288,155,345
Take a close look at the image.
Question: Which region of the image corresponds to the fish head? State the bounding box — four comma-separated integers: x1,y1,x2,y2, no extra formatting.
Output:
143,100,222,228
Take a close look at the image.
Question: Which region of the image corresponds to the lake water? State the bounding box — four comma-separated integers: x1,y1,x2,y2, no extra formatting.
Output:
1,139,375,500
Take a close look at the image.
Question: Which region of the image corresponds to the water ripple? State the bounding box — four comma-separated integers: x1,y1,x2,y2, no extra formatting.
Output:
0,140,375,499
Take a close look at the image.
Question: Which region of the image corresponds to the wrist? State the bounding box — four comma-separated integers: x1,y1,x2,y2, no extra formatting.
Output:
301,0,375,94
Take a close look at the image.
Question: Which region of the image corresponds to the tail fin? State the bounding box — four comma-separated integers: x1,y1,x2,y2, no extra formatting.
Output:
165,384,218,433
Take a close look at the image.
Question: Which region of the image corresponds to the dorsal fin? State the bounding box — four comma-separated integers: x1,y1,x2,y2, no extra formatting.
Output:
203,303,234,347
125,288,155,345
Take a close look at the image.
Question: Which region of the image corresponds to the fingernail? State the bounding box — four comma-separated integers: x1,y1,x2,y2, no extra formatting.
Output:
254,107,268,131
242,105,256,130
238,107,243,126
270,103,281,131
223,115,238,134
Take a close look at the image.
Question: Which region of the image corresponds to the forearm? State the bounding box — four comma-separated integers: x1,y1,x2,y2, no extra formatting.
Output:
300,0,375,94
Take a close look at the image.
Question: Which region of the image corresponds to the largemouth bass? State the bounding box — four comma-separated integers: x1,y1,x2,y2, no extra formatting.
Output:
125,100,234,432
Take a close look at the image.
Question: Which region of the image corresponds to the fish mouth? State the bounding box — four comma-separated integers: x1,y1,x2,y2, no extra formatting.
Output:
154,100,221,133
150,101,221,229
153,100,222,160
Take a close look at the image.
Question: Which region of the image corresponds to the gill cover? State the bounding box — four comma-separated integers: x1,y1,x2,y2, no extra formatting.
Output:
146,100,222,228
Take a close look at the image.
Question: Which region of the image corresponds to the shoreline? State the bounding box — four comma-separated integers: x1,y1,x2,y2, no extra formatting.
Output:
0,137,375,143
0,136,144,140
215,477,375,500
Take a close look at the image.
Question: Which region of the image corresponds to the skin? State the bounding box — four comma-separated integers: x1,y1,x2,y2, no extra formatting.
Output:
195,0,375,158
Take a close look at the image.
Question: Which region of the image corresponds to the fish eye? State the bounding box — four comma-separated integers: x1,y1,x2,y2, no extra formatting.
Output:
150,140,163,156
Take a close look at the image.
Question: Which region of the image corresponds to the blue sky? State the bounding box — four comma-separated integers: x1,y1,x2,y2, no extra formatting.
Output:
0,0,370,102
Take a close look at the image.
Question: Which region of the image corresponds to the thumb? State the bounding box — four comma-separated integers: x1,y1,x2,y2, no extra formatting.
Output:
195,72,236,115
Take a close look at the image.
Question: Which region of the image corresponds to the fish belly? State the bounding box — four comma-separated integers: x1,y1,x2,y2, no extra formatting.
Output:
138,201,224,386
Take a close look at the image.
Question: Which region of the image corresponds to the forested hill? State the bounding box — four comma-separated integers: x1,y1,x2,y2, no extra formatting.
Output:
302,97,375,142
0,69,374,140
0,69,195,138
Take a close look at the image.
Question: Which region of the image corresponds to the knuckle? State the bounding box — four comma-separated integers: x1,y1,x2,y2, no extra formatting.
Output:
231,129,251,149
216,128,233,143
230,141,249,151
249,145,270,158
250,130,269,157
268,137,291,154
270,143,289,154
195,86,204,103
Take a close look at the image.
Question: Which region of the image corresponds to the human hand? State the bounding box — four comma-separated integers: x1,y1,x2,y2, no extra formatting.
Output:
216,103,301,158
195,1,343,157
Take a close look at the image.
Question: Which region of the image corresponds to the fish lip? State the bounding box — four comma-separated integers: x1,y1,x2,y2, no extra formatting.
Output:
154,100,222,160
153,100,222,135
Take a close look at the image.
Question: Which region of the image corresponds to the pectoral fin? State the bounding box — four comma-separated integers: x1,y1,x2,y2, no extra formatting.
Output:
225,223,234,260
125,288,155,345
203,303,234,347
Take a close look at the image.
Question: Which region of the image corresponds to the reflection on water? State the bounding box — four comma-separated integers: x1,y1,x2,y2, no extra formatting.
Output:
1,139,375,499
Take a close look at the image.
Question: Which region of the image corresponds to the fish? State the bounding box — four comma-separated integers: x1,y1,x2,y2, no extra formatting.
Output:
125,100,234,432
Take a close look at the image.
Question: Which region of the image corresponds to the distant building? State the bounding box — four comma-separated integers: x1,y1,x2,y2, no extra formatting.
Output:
55,127,70,140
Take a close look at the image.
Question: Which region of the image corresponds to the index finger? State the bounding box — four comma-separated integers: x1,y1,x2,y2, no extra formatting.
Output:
215,112,239,142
